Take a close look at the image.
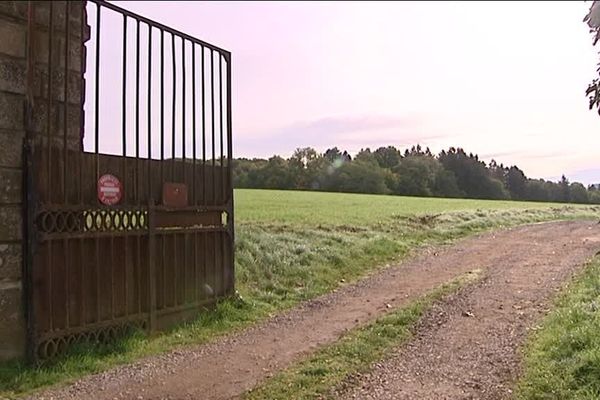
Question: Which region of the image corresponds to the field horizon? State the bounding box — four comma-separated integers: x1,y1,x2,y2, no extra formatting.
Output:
235,188,592,226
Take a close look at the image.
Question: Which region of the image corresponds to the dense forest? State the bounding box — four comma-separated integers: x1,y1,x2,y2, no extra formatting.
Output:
233,145,600,204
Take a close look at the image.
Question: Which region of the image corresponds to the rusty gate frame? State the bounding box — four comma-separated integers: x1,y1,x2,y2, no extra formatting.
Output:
24,0,234,362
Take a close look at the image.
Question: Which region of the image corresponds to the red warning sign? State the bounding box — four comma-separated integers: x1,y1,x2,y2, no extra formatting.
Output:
97,174,122,205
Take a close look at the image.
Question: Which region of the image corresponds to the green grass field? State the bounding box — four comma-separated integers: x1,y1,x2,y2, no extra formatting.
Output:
235,189,579,226
1,189,598,398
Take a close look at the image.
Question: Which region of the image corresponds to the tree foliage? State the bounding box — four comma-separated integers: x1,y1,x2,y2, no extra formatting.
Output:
584,1,600,113
233,145,600,204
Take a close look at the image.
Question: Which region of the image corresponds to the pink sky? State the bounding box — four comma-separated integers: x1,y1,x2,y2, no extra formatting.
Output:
103,1,600,184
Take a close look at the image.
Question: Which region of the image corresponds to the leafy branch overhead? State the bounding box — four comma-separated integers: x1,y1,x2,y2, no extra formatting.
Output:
584,1,600,113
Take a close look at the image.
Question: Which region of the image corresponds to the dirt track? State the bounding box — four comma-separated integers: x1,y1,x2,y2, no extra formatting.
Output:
30,220,600,400
338,220,600,399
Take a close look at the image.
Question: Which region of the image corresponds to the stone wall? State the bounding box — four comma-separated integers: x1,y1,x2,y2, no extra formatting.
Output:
0,1,86,361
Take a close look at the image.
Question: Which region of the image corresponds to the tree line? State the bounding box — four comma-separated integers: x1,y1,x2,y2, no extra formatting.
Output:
233,145,600,204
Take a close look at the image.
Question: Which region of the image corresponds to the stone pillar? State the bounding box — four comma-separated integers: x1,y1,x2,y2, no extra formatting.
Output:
0,1,86,361
0,0,30,361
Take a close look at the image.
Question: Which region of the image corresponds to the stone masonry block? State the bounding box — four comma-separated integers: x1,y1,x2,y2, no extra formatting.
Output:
33,2,85,32
0,2,28,21
0,323,24,359
0,284,21,321
32,29,85,71
0,130,24,168
29,100,81,138
0,206,21,241
33,66,84,105
0,55,26,95
0,18,26,58
0,168,21,204
0,284,25,360
0,242,21,281
0,91,23,130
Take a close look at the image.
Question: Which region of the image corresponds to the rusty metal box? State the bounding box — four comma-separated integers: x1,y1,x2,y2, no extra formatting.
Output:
162,182,188,208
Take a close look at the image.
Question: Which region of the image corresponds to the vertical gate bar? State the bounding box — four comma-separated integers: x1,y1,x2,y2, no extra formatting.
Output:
219,54,224,204
173,233,178,306
192,44,196,205
24,140,36,361
147,25,152,198
94,3,101,181
122,15,127,157
63,2,70,203
218,231,222,296
171,33,176,182
210,231,220,298
210,50,215,206
203,231,207,300
94,3,102,324
47,2,53,201
181,38,186,185
80,237,84,325
124,222,129,316
79,3,85,331
47,1,54,331
96,227,100,323
226,53,234,273
159,29,167,314
137,226,141,314
135,19,140,202
194,231,198,301
162,231,166,308
122,15,129,317
147,26,156,331
183,232,187,304
25,1,36,362
78,192,83,324
78,1,84,204
65,238,70,328
214,232,219,298
135,20,142,318
160,29,164,189
221,231,225,295
201,46,206,206
110,226,115,320
123,230,128,317
148,201,157,331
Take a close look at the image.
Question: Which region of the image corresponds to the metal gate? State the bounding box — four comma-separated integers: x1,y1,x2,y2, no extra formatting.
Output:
24,1,233,361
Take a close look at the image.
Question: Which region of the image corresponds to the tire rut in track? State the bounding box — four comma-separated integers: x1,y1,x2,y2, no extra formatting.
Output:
338,220,600,399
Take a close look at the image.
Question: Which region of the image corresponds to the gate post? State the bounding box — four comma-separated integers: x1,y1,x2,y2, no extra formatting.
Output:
0,1,88,361
0,1,33,361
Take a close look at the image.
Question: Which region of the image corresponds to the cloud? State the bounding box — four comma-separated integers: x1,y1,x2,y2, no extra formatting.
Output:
282,115,416,137
478,150,565,163
236,114,440,156
548,168,600,185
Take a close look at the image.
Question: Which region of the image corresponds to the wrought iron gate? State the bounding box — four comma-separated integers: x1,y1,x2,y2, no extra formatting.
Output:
24,1,233,361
